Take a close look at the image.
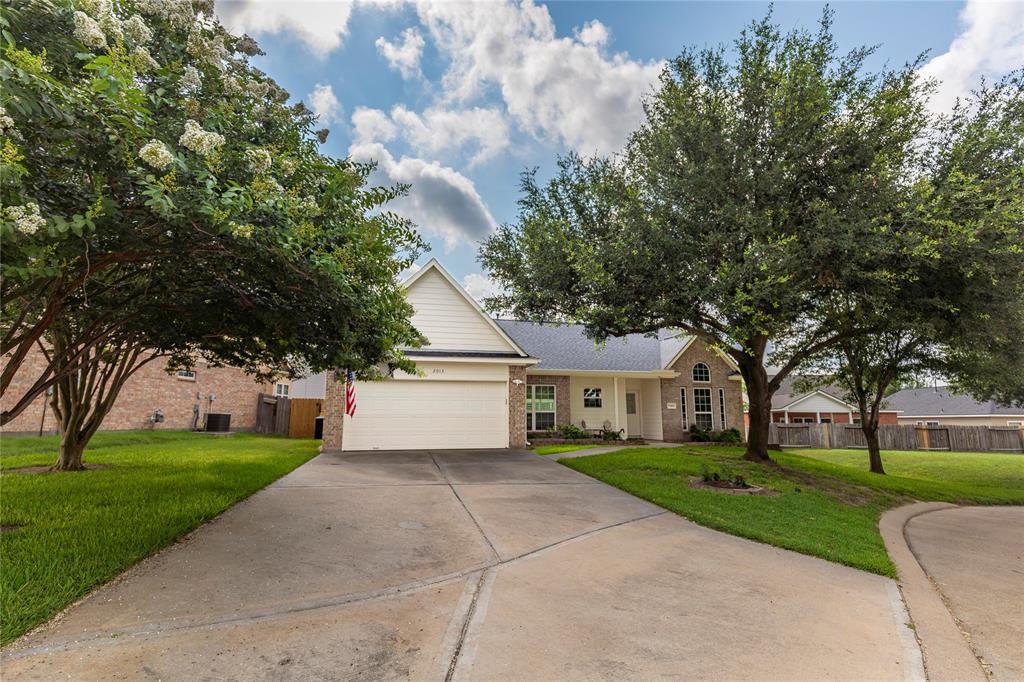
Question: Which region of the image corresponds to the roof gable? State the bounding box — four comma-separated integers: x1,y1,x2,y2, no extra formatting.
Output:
886,387,1024,416
404,260,527,355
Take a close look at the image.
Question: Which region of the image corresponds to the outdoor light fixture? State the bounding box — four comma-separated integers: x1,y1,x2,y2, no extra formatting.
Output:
511,379,524,385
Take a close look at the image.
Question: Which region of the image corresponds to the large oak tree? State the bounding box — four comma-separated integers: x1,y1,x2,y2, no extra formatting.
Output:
482,10,940,461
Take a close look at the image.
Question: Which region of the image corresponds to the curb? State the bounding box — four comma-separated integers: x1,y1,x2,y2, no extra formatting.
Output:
879,502,987,682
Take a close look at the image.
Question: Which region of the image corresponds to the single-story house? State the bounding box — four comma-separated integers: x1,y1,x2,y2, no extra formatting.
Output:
758,375,900,425
886,387,1024,428
321,259,744,451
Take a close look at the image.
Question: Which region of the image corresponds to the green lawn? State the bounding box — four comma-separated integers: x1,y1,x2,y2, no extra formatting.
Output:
561,445,1024,578
0,431,318,646
532,443,601,456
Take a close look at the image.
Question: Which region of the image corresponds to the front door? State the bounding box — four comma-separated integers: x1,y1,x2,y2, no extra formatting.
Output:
626,392,641,438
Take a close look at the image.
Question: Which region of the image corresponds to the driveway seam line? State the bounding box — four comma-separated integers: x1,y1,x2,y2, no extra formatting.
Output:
444,568,491,682
3,510,669,659
428,452,501,561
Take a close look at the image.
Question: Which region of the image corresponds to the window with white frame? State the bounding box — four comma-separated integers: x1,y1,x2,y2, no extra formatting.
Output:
583,387,602,408
718,388,727,430
692,362,711,383
925,420,940,426
679,388,688,429
275,383,289,397
176,370,196,381
527,385,556,431
693,388,713,429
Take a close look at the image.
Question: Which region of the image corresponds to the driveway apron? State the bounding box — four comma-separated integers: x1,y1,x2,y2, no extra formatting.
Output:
2,449,921,681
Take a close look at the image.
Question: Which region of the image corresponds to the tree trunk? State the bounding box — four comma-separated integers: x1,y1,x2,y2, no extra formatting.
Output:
52,432,86,471
868,425,884,473
740,358,773,462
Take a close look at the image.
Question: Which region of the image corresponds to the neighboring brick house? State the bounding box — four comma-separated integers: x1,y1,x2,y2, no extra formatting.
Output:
321,259,746,451
1,347,272,434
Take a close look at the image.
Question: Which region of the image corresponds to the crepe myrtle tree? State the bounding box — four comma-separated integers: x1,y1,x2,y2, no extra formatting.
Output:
0,0,426,468
481,10,934,461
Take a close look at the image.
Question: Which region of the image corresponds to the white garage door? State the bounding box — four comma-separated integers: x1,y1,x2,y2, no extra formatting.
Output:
342,380,509,450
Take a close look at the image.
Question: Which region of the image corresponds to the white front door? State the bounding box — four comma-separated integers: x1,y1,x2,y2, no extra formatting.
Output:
625,392,641,438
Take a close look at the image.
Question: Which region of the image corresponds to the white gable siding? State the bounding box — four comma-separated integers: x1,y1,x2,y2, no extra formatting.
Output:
406,269,517,352
785,392,853,413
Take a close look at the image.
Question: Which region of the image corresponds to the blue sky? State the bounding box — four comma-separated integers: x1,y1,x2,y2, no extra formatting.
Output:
214,0,1024,298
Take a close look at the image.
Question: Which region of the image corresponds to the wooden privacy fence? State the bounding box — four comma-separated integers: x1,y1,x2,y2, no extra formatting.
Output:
254,394,323,438
769,423,1024,453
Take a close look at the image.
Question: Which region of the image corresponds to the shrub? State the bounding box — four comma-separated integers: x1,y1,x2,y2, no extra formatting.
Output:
599,426,625,441
713,428,742,443
558,424,589,439
689,424,712,442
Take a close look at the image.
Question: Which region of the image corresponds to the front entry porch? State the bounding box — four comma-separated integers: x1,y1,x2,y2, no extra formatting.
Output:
526,372,667,440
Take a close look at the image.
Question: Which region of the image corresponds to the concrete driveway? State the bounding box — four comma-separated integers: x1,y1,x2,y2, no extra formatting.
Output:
905,506,1024,680
3,449,921,681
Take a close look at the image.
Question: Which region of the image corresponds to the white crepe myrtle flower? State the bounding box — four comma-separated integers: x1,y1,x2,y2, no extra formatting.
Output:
98,10,123,43
137,0,194,30
180,65,201,92
229,221,254,238
73,11,106,49
0,106,14,134
178,119,224,157
132,46,160,72
248,80,269,100
245,147,272,175
138,140,174,169
222,74,243,96
278,157,297,177
4,203,46,236
123,15,153,45
299,196,321,216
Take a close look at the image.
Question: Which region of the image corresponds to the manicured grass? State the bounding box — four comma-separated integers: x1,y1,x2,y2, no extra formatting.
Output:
561,445,1024,578
532,444,601,455
0,431,318,646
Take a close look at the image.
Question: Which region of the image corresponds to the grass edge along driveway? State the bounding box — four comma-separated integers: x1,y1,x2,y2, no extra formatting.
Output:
561,445,1024,578
0,431,318,646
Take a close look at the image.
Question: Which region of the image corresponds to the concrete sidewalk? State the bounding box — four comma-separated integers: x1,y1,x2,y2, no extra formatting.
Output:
3,449,923,681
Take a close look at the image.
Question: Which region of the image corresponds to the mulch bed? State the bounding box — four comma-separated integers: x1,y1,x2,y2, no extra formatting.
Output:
529,437,647,446
688,476,778,496
1,525,23,534
5,463,113,475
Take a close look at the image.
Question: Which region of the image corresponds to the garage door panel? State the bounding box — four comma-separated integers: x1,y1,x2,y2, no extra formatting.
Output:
343,380,508,450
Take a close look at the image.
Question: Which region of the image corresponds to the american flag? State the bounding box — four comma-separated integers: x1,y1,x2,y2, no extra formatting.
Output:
345,370,357,417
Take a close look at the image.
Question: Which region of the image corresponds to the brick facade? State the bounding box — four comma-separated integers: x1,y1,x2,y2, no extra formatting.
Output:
660,342,744,442
2,347,271,434
321,369,344,450
526,374,570,429
509,365,528,448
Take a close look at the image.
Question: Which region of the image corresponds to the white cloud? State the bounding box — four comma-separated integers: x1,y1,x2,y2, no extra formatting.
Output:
576,20,609,48
415,1,663,155
349,141,498,248
307,83,344,123
461,272,505,305
920,0,1024,113
390,105,510,164
375,27,426,78
351,107,399,144
215,1,353,58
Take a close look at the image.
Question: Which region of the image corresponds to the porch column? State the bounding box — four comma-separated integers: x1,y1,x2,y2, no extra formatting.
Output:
815,410,821,424
848,410,853,423
784,410,789,424
321,369,344,451
612,376,621,437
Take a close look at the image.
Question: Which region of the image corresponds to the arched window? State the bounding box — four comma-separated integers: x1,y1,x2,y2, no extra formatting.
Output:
692,362,711,383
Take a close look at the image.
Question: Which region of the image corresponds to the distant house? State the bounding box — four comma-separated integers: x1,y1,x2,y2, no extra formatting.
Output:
755,375,901,425
321,259,745,451
886,387,1024,428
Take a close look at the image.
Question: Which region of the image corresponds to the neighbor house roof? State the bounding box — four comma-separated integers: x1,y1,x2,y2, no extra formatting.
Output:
886,387,1024,417
496,320,695,373
770,375,853,410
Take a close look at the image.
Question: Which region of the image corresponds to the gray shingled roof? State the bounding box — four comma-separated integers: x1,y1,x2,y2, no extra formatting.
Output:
495,320,691,372
770,375,853,410
885,387,1024,416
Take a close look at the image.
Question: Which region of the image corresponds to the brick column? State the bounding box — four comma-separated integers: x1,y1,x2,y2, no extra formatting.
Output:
509,365,527,448
321,369,344,451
